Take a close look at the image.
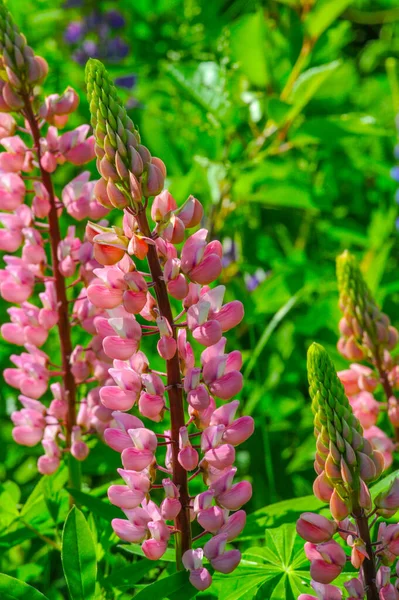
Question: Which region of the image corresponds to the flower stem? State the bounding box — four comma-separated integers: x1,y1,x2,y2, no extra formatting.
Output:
353,507,378,600
21,93,81,503
135,207,191,569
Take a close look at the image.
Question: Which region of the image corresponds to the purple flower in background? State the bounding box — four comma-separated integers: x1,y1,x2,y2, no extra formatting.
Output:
64,21,84,44
115,74,137,89
222,238,238,268
64,7,130,64
107,37,129,60
391,142,399,230
391,166,399,182
106,10,125,29
244,269,268,292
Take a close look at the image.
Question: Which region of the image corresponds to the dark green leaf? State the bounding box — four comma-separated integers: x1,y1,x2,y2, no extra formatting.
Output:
62,507,97,600
67,488,121,521
0,574,49,600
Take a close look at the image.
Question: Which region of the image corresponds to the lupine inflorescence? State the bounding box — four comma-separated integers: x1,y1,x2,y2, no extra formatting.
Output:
298,343,399,600
83,58,253,586
336,250,399,462
0,1,115,485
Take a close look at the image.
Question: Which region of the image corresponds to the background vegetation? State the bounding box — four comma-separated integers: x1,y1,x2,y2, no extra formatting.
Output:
1,0,399,598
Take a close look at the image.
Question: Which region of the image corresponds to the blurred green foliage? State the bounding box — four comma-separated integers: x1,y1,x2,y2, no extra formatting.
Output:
1,0,399,598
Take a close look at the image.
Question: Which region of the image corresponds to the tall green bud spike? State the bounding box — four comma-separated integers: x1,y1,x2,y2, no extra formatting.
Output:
336,251,398,361
85,59,165,205
307,343,383,518
0,0,47,92
85,58,137,145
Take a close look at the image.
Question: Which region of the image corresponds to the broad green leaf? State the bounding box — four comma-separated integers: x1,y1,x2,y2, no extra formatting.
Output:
305,0,353,39
67,488,120,521
167,62,230,126
267,98,292,127
244,184,317,210
370,469,399,501
229,10,270,87
133,570,192,600
212,524,310,600
107,558,155,589
242,496,324,539
291,114,390,146
0,527,37,549
287,61,341,122
62,506,97,600
0,574,49,600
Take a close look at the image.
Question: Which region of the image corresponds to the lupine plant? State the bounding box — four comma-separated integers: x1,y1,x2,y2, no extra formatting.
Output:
297,251,399,599
336,251,399,467
83,57,253,588
0,0,117,495
297,342,399,600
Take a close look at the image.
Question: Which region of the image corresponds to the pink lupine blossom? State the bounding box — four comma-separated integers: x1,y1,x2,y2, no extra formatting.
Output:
85,189,253,589
0,45,115,483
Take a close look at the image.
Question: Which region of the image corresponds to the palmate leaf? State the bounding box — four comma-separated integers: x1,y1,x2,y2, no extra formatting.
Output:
240,496,324,540
211,524,311,600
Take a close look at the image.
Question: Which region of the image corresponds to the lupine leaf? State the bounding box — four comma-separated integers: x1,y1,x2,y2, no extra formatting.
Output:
133,570,192,600
305,0,353,39
67,488,120,521
0,574,49,599
211,524,310,599
61,507,97,600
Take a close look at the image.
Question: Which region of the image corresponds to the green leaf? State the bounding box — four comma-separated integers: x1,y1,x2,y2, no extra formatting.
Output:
229,9,270,87
242,496,325,539
133,571,193,600
370,469,399,501
267,98,293,127
212,524,310,599
62,506,97,600
291,114,390,146
67,488,121,521
305,0,353,39
287,61,341,122
0,574,49,600
245,184,317,210
107,558,155,589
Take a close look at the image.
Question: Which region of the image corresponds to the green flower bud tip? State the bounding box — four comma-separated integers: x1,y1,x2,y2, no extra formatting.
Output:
85,58,137,141
336,250,398,359
308,343,384,493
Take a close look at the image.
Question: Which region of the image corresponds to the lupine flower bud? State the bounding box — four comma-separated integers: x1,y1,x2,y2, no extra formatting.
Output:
336,250,399,360
296,512,337,543
299,581,342,600
307,343,383,519
344,578,364,599
304,540,346,584
182,549,212,591
375,477,399,517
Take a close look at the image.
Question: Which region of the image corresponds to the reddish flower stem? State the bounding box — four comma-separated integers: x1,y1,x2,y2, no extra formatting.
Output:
353,506,378,600
135,207,192,569
22,93,81,501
